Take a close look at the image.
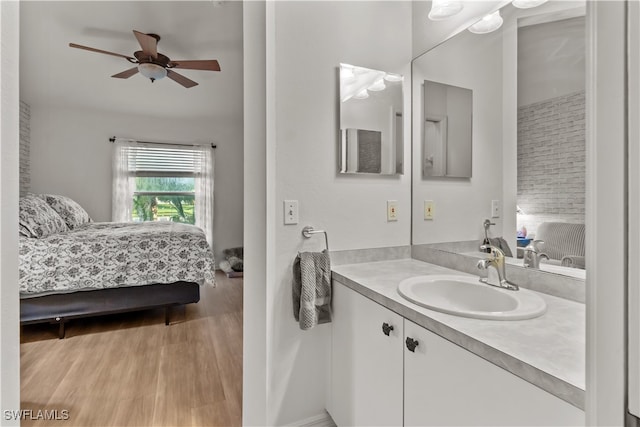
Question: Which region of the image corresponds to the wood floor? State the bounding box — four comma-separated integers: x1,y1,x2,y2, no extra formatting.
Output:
20,271,243,427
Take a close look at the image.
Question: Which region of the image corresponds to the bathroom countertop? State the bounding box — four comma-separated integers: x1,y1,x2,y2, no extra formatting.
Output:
331,258,585,410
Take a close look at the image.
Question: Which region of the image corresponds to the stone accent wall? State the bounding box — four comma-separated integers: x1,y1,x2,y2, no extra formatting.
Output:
517,91,585,236
19,100,31,196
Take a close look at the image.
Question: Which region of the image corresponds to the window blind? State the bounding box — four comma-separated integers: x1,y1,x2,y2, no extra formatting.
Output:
125,145,203,176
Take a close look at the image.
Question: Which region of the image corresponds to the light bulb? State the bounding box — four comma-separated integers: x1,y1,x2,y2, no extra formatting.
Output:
512,0,548,9
428,0,464,20
368,79,386,91
137,63,167,82
353,89,369,99
340,65,355,80
384,73,403,82
468,10,504,34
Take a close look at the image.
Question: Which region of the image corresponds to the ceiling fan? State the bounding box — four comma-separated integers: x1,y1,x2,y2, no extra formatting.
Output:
69,30,220,88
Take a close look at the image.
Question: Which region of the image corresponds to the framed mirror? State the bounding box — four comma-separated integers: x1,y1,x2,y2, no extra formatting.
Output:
423,80,472,178
338,63,404,175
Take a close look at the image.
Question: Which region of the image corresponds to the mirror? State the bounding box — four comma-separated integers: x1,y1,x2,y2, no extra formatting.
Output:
423,80,473,178
516,13,586,246
339,63,404,175
411,1,586,281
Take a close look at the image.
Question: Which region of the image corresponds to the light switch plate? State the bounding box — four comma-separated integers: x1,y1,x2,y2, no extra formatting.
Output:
387,200,398,221
284,200,299,225
424,200,434,220
491,200,500,218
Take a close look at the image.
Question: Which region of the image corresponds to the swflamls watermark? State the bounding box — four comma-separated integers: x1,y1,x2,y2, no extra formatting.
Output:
3,409,70,421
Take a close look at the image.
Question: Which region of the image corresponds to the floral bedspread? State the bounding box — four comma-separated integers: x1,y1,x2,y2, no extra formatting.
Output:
19,221,215,296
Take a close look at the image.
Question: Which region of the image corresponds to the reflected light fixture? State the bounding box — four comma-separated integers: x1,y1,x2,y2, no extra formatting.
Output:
512,0,548,8
341,65,355,80
353,89,369,99
468,10,503,34
138,63,167,82
368,79,386,91
384,73,403,82
428,0,464,21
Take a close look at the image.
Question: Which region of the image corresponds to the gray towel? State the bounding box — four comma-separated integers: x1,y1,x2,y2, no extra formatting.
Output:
488,237,513,258
292,250,332,330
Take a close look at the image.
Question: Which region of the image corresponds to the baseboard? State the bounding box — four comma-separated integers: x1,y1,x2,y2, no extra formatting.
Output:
285,411,336,427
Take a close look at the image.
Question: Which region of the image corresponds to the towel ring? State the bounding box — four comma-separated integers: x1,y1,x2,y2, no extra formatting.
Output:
302,226,329,251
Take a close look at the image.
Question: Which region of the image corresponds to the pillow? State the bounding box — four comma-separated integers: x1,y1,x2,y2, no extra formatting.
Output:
19,195,68,238
39,194,92,229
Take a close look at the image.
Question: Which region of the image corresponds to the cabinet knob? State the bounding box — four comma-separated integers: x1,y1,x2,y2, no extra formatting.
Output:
405,337,419,352
382,322,394,336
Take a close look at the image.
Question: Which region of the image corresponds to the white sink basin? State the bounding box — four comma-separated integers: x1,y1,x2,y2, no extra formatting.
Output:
397,275,547,320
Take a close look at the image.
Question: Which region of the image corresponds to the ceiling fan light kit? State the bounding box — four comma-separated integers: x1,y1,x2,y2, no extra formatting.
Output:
138,63,167,82
69,30,220,88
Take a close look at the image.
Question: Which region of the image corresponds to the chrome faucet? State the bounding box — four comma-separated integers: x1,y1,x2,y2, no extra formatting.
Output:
477,244,519,291
523,240,549,269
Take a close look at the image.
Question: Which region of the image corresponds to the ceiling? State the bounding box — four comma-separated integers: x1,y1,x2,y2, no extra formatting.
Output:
20,1,243,120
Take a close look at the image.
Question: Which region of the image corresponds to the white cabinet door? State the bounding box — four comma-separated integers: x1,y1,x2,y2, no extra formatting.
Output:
403,320,584,426
329,282,404,427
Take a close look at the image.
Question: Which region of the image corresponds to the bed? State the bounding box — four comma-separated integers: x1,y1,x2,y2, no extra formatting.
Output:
19,194,215,338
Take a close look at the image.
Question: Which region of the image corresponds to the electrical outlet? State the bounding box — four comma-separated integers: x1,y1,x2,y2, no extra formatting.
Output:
424,200,434,220
284,200,299,225
491,200,500,218
387,200,398,221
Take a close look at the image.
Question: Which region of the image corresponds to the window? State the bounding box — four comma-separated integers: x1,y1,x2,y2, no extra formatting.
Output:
132,177,195,223
112,140,214,243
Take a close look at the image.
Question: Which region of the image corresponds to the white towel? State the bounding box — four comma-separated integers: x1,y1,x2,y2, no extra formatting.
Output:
292,251,332,330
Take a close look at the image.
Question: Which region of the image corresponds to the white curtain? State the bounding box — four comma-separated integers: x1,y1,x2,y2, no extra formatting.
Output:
111,140,136,222
194,145,214,246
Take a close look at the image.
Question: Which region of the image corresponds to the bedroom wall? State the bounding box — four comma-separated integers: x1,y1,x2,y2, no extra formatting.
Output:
266,1,412,424
28,105,243,266
517,91,586,235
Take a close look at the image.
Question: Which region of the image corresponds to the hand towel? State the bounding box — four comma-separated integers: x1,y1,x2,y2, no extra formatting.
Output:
488,237,513,258
292,250,332,330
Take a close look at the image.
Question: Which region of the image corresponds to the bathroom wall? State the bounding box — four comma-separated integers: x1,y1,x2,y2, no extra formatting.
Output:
268,1,412,424
412,26,505,245
0,1,21,420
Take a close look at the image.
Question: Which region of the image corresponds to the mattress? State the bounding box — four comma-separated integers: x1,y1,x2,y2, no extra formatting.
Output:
19,221,215,297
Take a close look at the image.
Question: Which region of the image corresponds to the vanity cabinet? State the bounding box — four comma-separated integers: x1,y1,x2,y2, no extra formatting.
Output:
329,281,404,426
403,320,584,426
329,281,585,427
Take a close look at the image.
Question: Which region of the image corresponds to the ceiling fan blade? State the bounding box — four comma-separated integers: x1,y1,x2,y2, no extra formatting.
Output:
111,67,139,79
166,70,198,88
69,43,135,61
170,60,221,72
133,30,158,59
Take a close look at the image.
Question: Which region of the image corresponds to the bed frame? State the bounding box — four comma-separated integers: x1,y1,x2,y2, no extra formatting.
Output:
20,281,200,338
